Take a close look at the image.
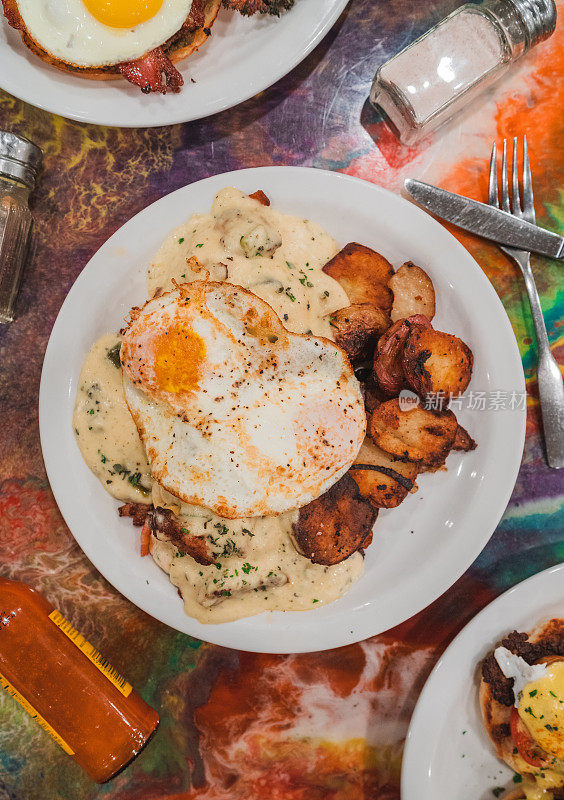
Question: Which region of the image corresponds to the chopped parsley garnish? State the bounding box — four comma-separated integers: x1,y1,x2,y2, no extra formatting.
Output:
323,290,330,297
492,789,504,797
178,237,185,244
128,472,150,496
214,523,229,536
106,342,122,368
99,451,108,464
550,691,557,697
529,689,538,697
242,563,255,574
524,706,536,717
312,599,319,603
221,540,237,557
195,243,204,248
285,288,296,302
88,409,95,415
512,774,522,783
113,464,129,476
545,724,558,731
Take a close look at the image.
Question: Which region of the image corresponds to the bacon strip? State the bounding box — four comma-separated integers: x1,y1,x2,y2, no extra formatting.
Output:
183,0,206,30
118,502,152,527
119,48,183,94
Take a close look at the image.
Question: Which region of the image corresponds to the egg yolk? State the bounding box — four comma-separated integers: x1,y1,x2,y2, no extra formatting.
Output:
83,0,164,28
154,325,206,394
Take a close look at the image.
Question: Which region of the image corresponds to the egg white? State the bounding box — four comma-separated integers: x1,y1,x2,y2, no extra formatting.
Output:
121,283,366,519
15,0,194,68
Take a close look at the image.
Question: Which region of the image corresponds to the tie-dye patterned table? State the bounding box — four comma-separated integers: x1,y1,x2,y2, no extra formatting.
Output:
0,0,563,797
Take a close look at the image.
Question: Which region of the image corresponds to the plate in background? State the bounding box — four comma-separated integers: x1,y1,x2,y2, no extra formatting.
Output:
402,564,564,800
40,167,525,652
0,0,348,127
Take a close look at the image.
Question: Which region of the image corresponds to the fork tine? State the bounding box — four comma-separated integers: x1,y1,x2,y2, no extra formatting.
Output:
501,139,511,213
522,135,536,223
488,142,499,207
511,137,521,214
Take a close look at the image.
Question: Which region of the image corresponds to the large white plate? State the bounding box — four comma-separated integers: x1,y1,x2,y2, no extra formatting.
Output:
0,0,347,127
39,167,525,653
402,563,564,800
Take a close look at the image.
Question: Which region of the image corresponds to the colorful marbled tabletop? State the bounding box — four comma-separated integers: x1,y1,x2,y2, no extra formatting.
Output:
0,0,563,798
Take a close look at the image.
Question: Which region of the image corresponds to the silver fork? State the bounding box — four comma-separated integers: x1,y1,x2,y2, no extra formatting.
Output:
489,137,564,468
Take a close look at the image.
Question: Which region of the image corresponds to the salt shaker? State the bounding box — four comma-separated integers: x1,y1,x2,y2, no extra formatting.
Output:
369,0,557,145
0,131,42,323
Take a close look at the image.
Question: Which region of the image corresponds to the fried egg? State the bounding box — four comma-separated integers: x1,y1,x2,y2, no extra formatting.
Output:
14,0,193,67
120,281,366,519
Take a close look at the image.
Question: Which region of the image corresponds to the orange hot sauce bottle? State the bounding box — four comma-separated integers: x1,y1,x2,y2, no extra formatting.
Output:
0,577,159,783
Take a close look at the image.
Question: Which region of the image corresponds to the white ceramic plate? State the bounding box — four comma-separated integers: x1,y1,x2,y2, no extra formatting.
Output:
39,167,525,653
402,563,564,800
0,1,347,127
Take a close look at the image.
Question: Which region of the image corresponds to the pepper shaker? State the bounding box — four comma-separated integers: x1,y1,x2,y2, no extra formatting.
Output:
0,131,42,323
369,0,557,145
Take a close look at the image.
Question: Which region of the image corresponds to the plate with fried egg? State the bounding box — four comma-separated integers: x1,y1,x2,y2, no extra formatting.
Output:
0,0,348,126
39,167,525,652
402,563,564,800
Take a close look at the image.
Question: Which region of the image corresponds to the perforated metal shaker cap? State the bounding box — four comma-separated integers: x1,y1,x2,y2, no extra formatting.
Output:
511,0,557,44
0,131,43,189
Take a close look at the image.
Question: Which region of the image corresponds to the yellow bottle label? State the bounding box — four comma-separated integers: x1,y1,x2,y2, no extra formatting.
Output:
0,672,75,754
48,610,132,698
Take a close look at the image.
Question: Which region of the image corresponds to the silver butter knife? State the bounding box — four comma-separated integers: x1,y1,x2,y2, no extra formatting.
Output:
405,178,564,259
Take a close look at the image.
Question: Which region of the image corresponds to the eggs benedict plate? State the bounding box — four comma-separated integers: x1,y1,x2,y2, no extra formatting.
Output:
401,565,564,800
480,619,564,799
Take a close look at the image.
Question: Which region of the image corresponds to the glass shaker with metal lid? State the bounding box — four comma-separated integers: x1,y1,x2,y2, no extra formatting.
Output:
369,0,557,145
0,131,43,322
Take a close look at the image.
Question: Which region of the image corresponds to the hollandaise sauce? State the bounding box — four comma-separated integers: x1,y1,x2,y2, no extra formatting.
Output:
0,578,158,782
518,661,564,760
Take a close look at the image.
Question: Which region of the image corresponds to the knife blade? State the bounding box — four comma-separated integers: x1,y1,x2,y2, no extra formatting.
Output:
404,179,564,260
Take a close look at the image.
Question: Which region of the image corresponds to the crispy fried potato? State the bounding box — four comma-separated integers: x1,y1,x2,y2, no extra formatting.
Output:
293,474,378,565
323,243,394,311
350,437,418,508
363,373,386,414
248,190,270,206
453,424,477,452
373,315,431,396
389,261,436,322
330,303,390,364
402,326,473,397
369,399,458,467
